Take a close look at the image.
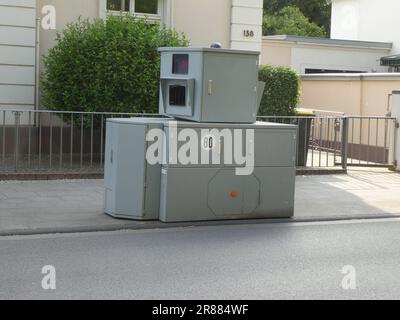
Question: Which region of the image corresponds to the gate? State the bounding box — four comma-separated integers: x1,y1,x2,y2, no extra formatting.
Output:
342,116,397,169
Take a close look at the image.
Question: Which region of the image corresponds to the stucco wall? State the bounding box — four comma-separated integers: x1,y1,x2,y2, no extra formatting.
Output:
260,42,291,67
300,75,400,146
37,0,99,70
301,79,362,115
301,75,400,116
172,0,231,48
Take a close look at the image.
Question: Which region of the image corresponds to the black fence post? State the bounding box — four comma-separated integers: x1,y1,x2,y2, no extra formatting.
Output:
341,117,349,172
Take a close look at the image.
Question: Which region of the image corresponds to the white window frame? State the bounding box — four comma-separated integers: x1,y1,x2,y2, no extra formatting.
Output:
100,0,164,23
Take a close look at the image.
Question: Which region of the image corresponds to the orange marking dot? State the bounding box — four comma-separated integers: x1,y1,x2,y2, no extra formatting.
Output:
230,191,238,198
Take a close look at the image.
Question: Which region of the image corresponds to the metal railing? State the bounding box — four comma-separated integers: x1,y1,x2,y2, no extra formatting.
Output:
259,116,347,169
259,115,397,170
345,116,397,168
0,110,164,173
0,109,397,173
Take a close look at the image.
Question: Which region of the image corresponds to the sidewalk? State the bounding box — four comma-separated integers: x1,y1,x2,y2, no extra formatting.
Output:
296,168,400,219
0,169,399,236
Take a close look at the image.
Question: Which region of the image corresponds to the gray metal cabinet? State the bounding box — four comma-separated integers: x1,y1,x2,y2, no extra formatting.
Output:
201,51,259,123
104,118,297,223
162,122,297,169
159,121,297,222
104,118,167,220
159,47,261,123
159,167,296,223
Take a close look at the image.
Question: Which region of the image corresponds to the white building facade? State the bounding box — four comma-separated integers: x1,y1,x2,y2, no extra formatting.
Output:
0,0,36,114
261,35,391,74
0,0,263,111
330,0,400,54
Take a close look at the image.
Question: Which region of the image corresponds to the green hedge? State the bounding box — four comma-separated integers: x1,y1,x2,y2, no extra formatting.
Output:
41,15,189,114
258,65,300,116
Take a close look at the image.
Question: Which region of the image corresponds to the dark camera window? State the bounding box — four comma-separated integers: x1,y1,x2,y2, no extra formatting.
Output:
169,85,186,106
172,54,189,75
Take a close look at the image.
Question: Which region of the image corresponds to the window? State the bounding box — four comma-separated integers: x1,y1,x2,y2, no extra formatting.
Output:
106,0,159,15
305,68,365,74
135,0,158,14
107,0,130,12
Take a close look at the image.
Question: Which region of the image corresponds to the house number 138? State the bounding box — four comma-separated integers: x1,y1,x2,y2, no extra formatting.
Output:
243,30,255,38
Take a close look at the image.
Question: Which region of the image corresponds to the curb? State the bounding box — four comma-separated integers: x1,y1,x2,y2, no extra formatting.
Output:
296,168,346,175
0,173,103,181
0,168,345,181
1,214,399,237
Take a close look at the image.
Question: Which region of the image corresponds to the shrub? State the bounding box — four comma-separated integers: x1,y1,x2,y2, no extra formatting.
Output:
41,15,189,114
258,65,300,116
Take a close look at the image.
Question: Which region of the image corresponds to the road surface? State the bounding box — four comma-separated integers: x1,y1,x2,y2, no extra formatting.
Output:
1,218,400,299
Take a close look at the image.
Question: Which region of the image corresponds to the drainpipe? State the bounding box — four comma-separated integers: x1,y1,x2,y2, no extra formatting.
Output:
35,17,41,111
387,93,392,115
229,0,233,49
168,0,174,28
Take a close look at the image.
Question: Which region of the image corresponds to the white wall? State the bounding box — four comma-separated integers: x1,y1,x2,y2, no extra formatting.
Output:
172,0,231,48
261,38,390,74
291,46,388,74
230,0,263,52
330,0,360,41
331,0,400,54
0,0,36,112
173,0,263,51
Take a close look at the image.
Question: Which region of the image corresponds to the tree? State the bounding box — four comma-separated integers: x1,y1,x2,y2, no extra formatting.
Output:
263,0,292,13
263,6,327,38
263,0,331,35
295,0,331,35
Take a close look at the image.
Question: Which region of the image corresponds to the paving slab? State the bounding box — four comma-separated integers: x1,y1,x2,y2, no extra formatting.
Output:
0,169,399,236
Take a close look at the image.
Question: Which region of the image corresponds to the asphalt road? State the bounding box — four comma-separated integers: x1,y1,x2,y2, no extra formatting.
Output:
1,218,400,300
